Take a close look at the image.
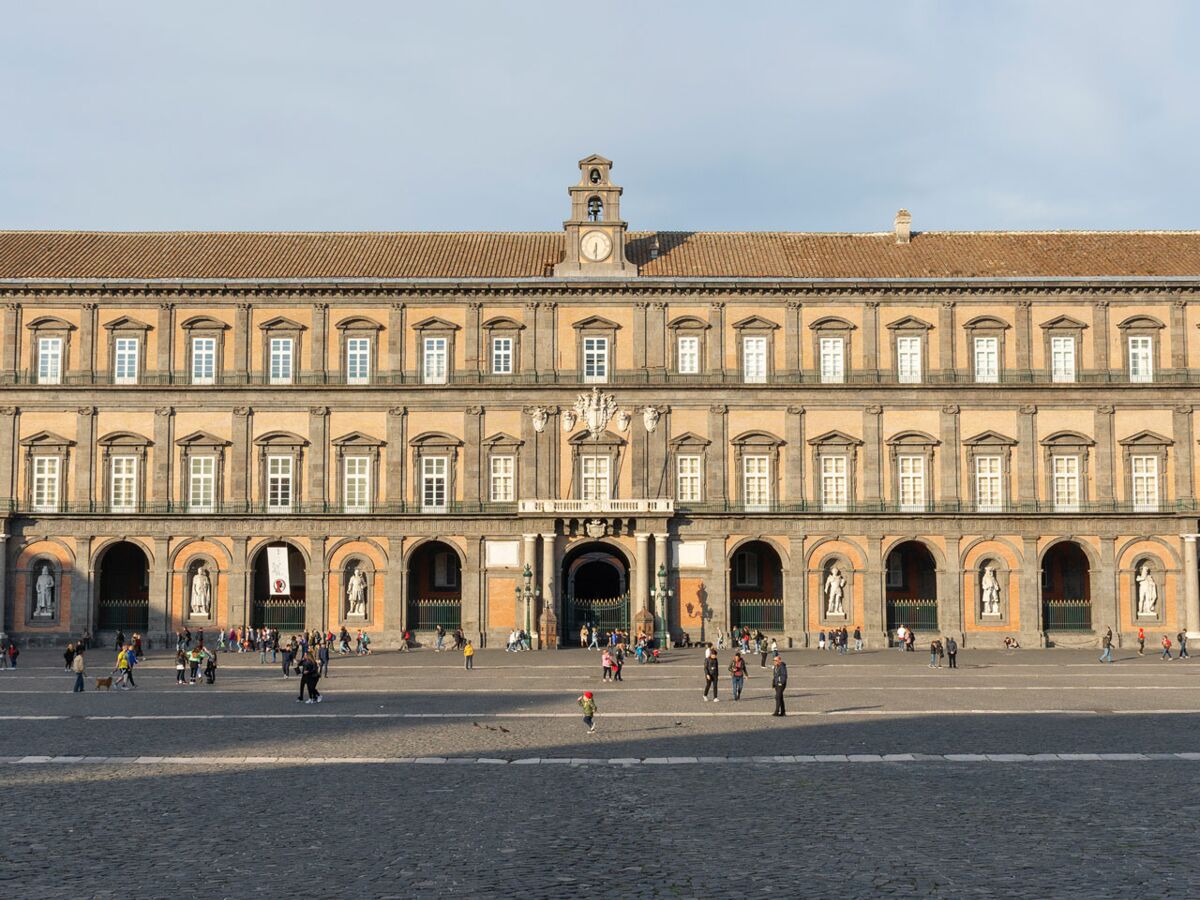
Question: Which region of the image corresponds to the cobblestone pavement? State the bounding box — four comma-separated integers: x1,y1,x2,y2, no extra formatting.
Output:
2,647,1199,898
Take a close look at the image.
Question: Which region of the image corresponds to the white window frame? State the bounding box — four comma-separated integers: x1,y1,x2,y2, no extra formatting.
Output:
896,336,922,384
819,337,845,384
266,454,294,512
421,455,448,512
974,455,1003,513
676,336,700,375
676,454,702,503
743,454,770,511
109,455,138,513
583,337,608,384
113,337,139,385
188,455,216,513
1131,454,1159,512
742,336,768,384
897,454,926,512
973,336,999,384
423,337,448,385
344,456,370,513
489,455,514,503
490,336,513,375
1050,335,1076,384
191,336,216,385
32,456,61,512
580,454,611,501
346,337,371,385
820,455,848,512
37,337,63,385
1128,336,1153,383
269,337,294,385
1052,455,1081,512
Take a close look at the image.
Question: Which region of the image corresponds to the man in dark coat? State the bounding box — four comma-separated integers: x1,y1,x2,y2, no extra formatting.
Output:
771,654,788,717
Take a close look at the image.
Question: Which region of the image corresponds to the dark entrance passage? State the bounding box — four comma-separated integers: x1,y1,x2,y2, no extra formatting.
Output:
96,541,149,632
885,541,938,634
562,543,630,642
1042,541,1091,631
406,540,462,631
251,543,307,633
729,540,784,632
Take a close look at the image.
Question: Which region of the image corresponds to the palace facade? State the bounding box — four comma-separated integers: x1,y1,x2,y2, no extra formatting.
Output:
3,154,1200,648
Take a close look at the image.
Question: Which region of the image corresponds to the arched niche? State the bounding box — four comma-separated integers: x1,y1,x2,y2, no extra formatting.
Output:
973,555,1011,627
1128,551,1166,625
815,552,855,625
339,554,377,625
182,553,220,624
24,554,62,626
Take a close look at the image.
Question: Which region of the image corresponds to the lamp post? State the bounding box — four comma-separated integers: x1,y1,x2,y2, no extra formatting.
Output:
654,562,673,654
515,563,539,650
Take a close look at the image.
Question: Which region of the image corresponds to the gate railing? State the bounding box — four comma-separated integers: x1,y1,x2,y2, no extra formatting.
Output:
731,596,784,631
567,594,630,634
887,597,939,631
407,597,463,631
1043,598,1092,631
253,597,307,632
97,597,149,631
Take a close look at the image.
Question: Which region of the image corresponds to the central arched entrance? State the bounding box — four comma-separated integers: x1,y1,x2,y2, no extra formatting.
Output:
251,542,307,633
885,540,938,635
96,541,150,632
1041,541,1091,631
561,542,630,642
729,540,784,633
406,540,463,632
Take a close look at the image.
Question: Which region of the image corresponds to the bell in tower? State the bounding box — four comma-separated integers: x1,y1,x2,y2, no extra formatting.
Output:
553,154,635,278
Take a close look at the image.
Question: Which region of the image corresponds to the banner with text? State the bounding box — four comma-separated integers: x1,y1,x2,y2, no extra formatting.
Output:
267,546,291,596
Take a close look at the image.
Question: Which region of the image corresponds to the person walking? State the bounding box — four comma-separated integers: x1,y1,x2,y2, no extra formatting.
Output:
318,641,330,678
601,649,613,681
588,626,600,650
929,639,940,669
1137,626,1146,657
1161,634,1173,660
729,650,748,701
703,649,720,702
71,649,85,693
204,649,218,684
818,630,826,651
612,646,624,683
175,650,187,684
771,654,788,716
463,640,475,670
853,626,863,652
1179,632,1189,660
578,691,597,733
114,645,132,690
759,639,770,669
1099,628,1114,663
282,642,295,678
946,636,958,669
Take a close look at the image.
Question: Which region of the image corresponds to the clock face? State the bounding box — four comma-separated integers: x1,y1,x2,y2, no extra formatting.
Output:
580,230,613,262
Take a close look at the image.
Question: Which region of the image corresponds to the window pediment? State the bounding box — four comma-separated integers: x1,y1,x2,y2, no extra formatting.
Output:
885,315,933,332
1039,314,1088,331
731,315,779,331
1041,430,1095,447
176,430,231,448
411,316,460,332
98,431,152,448
20,430,75,449
809,316,856,332
808,429,863,447
331,431,385,448
409,430,463,448
963,315,1010,331
254,430,309,448
568,428,625,447
26,316,75,332
258,316,306,332
572,315,620,331
731,430,783,447
667,316,709,331
1118,315,1165,331
103,315,152,332
180,316,229,332
1118,429,1173,447
669,431,711,448
886,430,940,447
481,316,524,331
962,430,1018,447
482,431,523,449
335,316,383,332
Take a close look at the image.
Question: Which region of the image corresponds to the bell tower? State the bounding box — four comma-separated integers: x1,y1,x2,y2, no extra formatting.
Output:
554,154,635,277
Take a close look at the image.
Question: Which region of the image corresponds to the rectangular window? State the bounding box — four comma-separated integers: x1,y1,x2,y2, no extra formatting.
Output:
896,336,922,384
583,337,608,383
421,455,448,511
886,553,904,589
191,337,216,385
820,455,848,512
1052,455,1080,512
110,455,138,512
677,336,699,374
676,454,701,503
742,336,768,383
974,455,1003,512
423,337,448,384
37,337,63,385
269,337,294,385
743,454,770,510
344,456,370,512
580,455,611,501
188,456,215,513
898,455,926,512
267,455,293,512
490,337,513,375
1128,336,1153,383
114,337,139,385
819,337,844,384
1050,336,1075,383
1131,455,1159,512
974,337,999,383
489,455,514,502
346,337,370,385
31,456,60,512
434,551,459,588
734,551,759,588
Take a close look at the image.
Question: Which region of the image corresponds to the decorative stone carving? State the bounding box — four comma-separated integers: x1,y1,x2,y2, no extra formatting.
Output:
189,564,211,618
529,407,550,434
941,404,960,415
709,404,728,415
465,406,483,417
642,406,660,433
1019,404,1037,416
574,387,619,434
77,407,95,417
1096,405,1115,416
865,405,883,416
0,407,16,416
616,410,631,432
584,518,608,539
155,406,173,417
309,406,329,417
786,405,804,416
233,407,252,417
824,566,846,617
387,406,406,417
1136,563,1158,617
981,564,1001,617
33,564,55,617
347,566,368,617
561,411,577,432
1174,404,1194,415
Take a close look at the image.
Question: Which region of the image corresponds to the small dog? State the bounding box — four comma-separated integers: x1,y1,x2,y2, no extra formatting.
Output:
94,676,113,690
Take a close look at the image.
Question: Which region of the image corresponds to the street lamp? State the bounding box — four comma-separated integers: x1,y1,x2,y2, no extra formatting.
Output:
515,563,540,650
654,562,673,654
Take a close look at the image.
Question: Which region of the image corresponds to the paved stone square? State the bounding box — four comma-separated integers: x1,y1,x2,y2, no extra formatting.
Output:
2,646,1200,898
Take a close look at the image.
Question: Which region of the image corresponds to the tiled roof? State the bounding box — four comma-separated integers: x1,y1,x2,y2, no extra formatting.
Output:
1,229,1199,280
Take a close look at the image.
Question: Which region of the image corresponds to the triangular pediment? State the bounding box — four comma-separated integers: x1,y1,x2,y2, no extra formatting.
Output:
885,315,934,331
1041,430,1095,447
180,315,229,331
176,430,231,447
98,430,152,447
962,429,1018,446
568,428,625,446
668,431,711,448
334,316,383,331
102,315,152,331
731,315,780,331
886,430,939,446
571,315,621,331
731,429,784,446
1118,429,1173,446
579,153,613,166
807,429,863,447
482,431,523,447
258,316,306,331
254,430,308,447
1039,314,1088,330
411,316,460,332
331,430,384,447
19,430,75,448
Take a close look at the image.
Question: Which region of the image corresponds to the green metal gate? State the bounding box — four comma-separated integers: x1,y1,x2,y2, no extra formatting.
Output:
886,597,938,632
1043,598,1092,631
97,598,149,631
407,597,463,630
252,598,307,632
564,594,630,640
731,596,784,632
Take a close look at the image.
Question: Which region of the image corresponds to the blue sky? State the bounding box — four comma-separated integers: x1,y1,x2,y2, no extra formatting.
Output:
1,1,1196,232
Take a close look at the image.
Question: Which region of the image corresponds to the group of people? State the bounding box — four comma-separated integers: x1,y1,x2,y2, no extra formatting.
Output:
174,643,218,684
504,629,532,651
432,624,466,652
927,637,959,668
817,627,862,653
65,641,140,691
0,632,18,668
698,643,790,715
578,624,635,651
1132,626,1190,661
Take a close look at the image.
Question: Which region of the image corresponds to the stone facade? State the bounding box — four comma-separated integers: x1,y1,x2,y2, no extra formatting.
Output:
2,155,1200,648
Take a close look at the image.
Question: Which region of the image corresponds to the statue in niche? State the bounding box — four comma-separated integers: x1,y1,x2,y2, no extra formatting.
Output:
1136,563,1158,617
981,564,1001,617
189,564,211,618
33,564,55,617
824,565,846,616
347,567,368,617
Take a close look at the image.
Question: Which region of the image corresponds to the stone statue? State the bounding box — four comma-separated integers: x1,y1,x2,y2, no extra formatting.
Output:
642,406,660,433
824,566,846,616
981,564,1001,616
347,567,368,617
189,564,211,618
1136,563,1158,616
33,564,54,617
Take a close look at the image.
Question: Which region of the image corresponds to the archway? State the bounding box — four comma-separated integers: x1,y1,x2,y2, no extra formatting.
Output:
96,541,149,632
406,540,462,632
729,540,784,633
251,542,307,633
885,540,938,635
561,542,630,642
1042,541,1091,631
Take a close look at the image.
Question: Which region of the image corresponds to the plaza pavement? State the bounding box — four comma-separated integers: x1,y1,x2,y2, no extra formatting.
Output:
2,645,1199,898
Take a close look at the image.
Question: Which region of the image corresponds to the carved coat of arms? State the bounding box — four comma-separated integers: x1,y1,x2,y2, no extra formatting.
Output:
575,387,619,435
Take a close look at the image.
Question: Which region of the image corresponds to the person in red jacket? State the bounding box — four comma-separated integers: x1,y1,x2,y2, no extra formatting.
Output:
1138,627,1146,656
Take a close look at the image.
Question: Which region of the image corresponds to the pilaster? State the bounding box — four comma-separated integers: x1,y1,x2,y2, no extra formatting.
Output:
784,532,807,646
863,405,883,505
385,536,405,634
708,302,725,375
311,302,328,375
308,407,329,508
939,404,960,507
648,302,667,370
535,302,556,375
465,301,482,372
1174,405,1194,503
0,407,17,501
463,406,483,502
305,555,326,633
648,406,669,498
388,303,406,378
386,407,407,507
540,531,559,647
785,406,805,505
1094,404,1115,501
938,301,956,377
1182,535,1200,639
1019,536,1042,645
862,301,879,377
228,536,249,630
938,533,963,636
708,404,728,503
156,302,174,378
521,302,538,374
706,535,728,639
1017,405,1037,504
234,302,251,378
153,406,173,504
149,536,170,642
633,301,648,370
462,537,482,641
634,531,650,621
1015,300,1032,374
1092,300,1110,374
1096,537,1117,642
74,407,96,506
1171,300,1188,372
1,303,19,376
784,300,802,376
77,303,97,381
864,535,884,640
231,407,252,504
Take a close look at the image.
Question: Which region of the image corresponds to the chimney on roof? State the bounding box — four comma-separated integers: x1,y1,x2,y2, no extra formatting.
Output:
894,209,912,245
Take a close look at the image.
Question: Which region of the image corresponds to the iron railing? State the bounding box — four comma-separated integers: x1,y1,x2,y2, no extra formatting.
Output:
97,597,149,631
252,598,307,632
565,594,630,638
887,597,939,632
407,598,462,631
731,596,784,632
1043,598,1093,631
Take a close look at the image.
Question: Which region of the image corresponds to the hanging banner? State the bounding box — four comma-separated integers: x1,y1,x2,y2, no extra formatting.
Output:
267,546,291,596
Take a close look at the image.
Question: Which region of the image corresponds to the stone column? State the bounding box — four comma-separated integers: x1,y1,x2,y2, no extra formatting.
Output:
631,417,647,497
234,302,251,379
0,407,17,501
464,406,483,504
706,535,728,640
708,404,728,504
864,535,884,642
539,531,559,647
1015,300,1032,376
76,536,96,639
153,407,173,507
1182,534,1200,639
785,532,807,647
1019,536,1042,646
308,407,328,511
785,406,805,505
1094,405,1115,505
311,302,328,377
1174,405,1195,503
939,404,960,509
536,302,556,376
386,407,407,509
938,533,963,637
1172,300,1188,373
77,303,97,381
521,302,538,375
75,406,96,507
305,553,326,632
633,301,648,371
1017,405,1037,505
1097,538,1117,642
862,302,879,379
1,303,19,377
388,303,406,379
462,537,482,641
938,301,956,378
150,537,171,645
229,536,249,629
648,302,667,370
231,407,252,508
653,532,668,641
708,302,725,375
465,301,482,373
1092,300,1110,375
385,536,404,637
863,405,883,506
634,531,650,622
0,533,8,634
784,301,802,377
155,302,174,380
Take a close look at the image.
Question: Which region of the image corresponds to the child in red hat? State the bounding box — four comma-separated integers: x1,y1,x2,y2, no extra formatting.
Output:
578,691,597,733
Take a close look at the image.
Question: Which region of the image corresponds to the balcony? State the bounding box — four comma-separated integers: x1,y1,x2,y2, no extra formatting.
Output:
517,498,675,515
